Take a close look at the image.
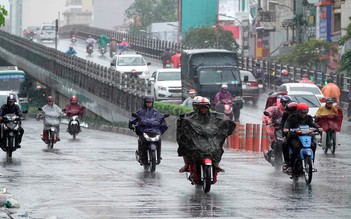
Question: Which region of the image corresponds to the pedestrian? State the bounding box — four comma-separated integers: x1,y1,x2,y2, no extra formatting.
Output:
181,89,196,107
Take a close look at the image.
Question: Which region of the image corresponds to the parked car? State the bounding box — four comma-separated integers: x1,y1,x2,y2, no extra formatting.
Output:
240,70,259,105
149,68,181,100
37,24,56,41
110,54,151,79
277,83,325,104
23,26,38,39
287,91,321,117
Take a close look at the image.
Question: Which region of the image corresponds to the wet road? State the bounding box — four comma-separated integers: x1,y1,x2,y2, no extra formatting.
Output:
0,118,350,218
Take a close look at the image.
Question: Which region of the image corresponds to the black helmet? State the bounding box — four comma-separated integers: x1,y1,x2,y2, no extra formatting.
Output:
327,77,333,83
280,95,292,106
69,46,73,50
144,96,154,103
7,94,16,103
326,97,335,104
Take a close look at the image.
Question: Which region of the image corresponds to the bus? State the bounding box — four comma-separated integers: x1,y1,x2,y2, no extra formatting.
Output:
0,66,30,114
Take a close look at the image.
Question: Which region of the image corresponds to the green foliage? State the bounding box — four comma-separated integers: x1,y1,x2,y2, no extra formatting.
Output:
154,101,193,116
0,5,8,27
125,0,177,36
182,27,239,52
338,17,351,76
275,39,337,68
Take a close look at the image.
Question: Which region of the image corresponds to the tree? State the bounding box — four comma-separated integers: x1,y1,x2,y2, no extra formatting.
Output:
125,0,177,36
0,5,8,27
275,39,337,69
182,27,239,52
338,17,351,76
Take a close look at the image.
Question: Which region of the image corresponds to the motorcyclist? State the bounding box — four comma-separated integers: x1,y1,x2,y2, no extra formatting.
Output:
347,90,351,121
119,38,130,50
321,77,341,106
280,101,298,172
65,95,85,133
276,69,292,86
0,95,24,148
180,89,196,108
177,97,236,173
171,50,181,68
128,96,168,165
214,84,233,110
97,34,110,50
109,37,118,57
283,102,323,174
160,48,172,68
66,46,77,55
299,74,314,84
85,35,97,52
70,27,76,38
38,96,64,143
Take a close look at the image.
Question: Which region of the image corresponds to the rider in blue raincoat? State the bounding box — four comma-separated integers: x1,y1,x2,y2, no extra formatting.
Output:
129,96,168,163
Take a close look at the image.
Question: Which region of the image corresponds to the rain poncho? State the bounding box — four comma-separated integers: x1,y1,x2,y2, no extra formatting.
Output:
214,89,233,105
129,107,168,136
86,37,97,46
41,104,64,126
262,105,283,141
322,82,341,105
177,111,236,163
315,106,342,132
97,34,110,49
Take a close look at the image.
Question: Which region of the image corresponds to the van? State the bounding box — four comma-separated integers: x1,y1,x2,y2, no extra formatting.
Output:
37,24,56,41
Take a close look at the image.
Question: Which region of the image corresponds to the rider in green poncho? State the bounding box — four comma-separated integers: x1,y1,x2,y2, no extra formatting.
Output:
97,34,110,49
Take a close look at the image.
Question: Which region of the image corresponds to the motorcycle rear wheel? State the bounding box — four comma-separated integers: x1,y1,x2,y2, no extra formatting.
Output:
304,156,313,184
202,165,212,193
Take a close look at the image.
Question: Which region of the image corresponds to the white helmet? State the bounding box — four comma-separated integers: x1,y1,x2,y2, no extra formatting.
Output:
221,84,228,89
192,96,203,108
197,97,210,108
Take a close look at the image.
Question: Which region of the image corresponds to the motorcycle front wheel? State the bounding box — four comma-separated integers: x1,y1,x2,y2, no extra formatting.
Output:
150,150,157,173
303,156,313,185
6,137,13,158
48,131,54,149
202,165,212,193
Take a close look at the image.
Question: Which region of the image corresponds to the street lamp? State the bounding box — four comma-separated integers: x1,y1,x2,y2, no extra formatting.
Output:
218,14,245,57
269,1,299,43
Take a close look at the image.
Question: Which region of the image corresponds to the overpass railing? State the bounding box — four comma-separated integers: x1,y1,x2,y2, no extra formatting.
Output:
0,29,149,113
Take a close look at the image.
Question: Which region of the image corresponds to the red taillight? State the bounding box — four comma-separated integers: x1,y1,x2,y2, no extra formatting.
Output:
131,69,136,73
202,158,212,165
166,60,170,63
319,98,326,103
250,82,258,87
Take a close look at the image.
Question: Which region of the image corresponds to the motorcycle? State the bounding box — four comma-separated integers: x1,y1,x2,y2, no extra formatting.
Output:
110,49,117,58
131,113,169,173
37,108,61,150
215,99,233,120
1,114,21,158
164,59,172,68
263,111,284,169
87,44,94,55
67,115,81,139
99,47,107,56
71,34,76,43
287,125,319,184
186,158,220,193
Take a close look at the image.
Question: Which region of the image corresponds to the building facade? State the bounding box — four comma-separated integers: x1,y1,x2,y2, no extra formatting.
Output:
62,0,93,26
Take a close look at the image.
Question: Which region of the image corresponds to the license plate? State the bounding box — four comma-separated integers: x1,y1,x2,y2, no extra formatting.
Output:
171,93,181,97
258,84,263,88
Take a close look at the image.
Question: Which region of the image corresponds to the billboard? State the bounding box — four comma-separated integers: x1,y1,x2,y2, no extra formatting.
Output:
218,0,240,20
181,0,218,36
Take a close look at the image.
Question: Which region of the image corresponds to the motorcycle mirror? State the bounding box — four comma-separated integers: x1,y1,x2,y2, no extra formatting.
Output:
132,113,138,117
263,111,270,117
164,113,170,118
62,109,66,112
147,62,151,66
110,62,115,67
38,108,43,111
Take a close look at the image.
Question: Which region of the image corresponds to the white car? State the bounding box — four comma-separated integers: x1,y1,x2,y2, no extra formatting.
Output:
0,91,21,110
37,24,56,41
288,91,321,117
110,54,151,79
277,83,325,104
149,69,181,100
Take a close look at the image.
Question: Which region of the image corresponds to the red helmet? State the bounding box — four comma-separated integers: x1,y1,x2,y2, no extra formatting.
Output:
297,102,309,113
70,95,77,102
282,70,289,75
